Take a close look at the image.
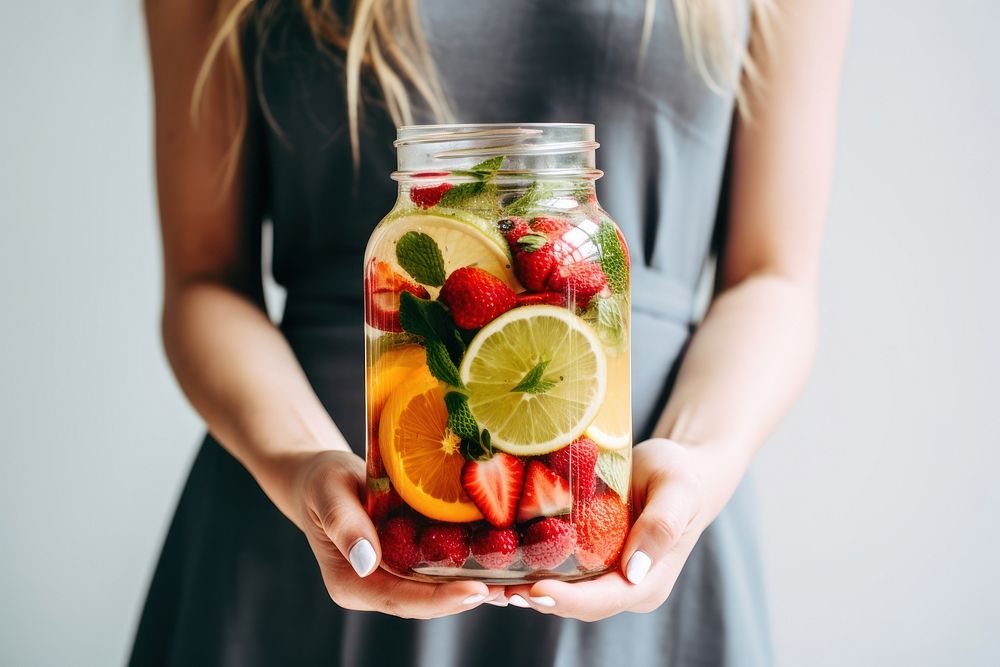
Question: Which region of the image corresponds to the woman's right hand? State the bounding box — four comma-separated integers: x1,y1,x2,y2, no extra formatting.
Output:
291,450,503,618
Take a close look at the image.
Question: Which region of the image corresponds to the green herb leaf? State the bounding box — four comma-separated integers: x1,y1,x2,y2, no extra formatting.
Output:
596,449,631,504
504,181,556,217
445,391,479,441
395,231,446,287
398,292,466,378
438,180,486,208
511,359,559,394
469,155,504,174
595,220,630,294
516,233,549,253
425,340,465,388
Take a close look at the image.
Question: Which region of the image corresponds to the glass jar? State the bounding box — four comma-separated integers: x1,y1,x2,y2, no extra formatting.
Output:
364,123,631,584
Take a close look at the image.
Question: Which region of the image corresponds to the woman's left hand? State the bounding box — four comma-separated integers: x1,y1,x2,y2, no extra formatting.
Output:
504,438,738,621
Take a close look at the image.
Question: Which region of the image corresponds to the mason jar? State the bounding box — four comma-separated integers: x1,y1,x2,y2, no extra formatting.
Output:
364,123,631,583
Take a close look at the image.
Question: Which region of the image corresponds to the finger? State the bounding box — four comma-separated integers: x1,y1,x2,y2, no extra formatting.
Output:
506,573,641,621
305,456,381,577
619,466,702,585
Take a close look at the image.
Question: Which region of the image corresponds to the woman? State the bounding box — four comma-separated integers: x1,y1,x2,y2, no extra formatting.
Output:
133,0,848,664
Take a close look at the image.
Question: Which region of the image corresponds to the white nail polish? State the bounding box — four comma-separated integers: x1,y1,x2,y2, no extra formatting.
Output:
486,596,509,607
348,539,377,577
529,595,556,607
508,594,530,608
463,594,486,605
626,550,652,585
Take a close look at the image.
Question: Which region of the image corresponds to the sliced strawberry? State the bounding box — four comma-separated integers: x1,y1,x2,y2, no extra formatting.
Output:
516,460,572,523
364,258,430,332
410,182,453,208
461,452,525,528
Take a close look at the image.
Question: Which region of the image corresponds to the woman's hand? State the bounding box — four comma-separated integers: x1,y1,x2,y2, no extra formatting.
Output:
292,450,504,618
505,438,741,621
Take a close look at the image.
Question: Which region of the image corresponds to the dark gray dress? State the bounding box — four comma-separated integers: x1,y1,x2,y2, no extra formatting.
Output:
130,1,772,664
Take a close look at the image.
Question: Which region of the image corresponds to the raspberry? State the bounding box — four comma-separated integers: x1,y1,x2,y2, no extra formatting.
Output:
439,266,517,329
378,515,422,571
470,527,520,570
410,182,453,208
545,436,599,502
418,524,470,567
520,517,575,570
574,491,630,570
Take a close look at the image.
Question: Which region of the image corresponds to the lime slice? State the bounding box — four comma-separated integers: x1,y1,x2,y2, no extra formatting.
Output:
585,349,631,450
459,305,607,456
374,211,519,294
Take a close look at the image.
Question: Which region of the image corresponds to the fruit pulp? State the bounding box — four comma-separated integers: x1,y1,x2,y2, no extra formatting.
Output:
364,161,632,584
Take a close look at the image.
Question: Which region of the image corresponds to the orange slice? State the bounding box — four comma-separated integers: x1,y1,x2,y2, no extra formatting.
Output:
366,344,427,425
378,368,483,522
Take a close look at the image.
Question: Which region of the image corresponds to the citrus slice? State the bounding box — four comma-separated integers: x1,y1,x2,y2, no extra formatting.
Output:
366,343,427,424
378,367,483,523
586,349,632,450
459,305,607,456
372,211,519,294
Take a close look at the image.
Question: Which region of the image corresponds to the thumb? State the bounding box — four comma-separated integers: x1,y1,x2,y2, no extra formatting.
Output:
305,453,382,578
619,466,702,586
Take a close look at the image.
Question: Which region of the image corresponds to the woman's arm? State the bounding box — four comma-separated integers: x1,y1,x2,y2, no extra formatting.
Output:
146,0,498,615
506,0,851,617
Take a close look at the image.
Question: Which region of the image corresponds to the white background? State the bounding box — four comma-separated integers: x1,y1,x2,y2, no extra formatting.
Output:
1,1,997,665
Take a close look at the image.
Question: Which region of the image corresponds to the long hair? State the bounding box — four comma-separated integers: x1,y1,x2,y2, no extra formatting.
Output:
192,0,771,184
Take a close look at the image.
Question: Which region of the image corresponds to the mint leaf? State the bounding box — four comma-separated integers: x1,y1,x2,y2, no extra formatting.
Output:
395,231,445,287
425,340,464,388
517,233,548,253
504,181,556,217
398,292,464,362
596,220,629,293
468,155,504,174
438,180,486,208
596,449,631,504
445,391,479,441
511,359,559,394
591,294,628,351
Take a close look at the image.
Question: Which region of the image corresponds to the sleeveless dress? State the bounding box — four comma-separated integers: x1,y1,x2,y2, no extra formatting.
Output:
130,1,772,665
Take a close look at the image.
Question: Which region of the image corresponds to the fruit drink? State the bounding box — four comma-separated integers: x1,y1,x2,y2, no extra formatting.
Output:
364,124,631,583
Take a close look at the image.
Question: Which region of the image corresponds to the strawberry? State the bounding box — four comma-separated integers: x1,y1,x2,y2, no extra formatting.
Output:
497,217,531,244
461,452,525,528
515,291,565,307
545,436,599,502
470,526,520,570
516,460,572,523
378,514,422,571
529,216,572,237
520,517,575,570
574,491,630,570
365,258,430,332
418,524,470,567
547,261,608,308
410,182,453,208
439,267,517,329
365,476,403,525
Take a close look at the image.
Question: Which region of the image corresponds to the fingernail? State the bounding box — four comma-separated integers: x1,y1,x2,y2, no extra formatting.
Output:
529,595,556,607
486,596,509,607
508,594,530,608
463,594,486,605
348,539,377,577
626,550,651,585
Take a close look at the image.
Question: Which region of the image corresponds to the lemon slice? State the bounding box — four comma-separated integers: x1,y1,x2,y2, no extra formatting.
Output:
586,349,632,450
459,305,607,456
372,211,519,294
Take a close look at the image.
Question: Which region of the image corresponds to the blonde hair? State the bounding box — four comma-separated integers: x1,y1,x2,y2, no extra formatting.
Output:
194,0,770,182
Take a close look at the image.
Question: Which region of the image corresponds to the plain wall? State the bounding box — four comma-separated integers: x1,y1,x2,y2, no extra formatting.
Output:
1,1,997,665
